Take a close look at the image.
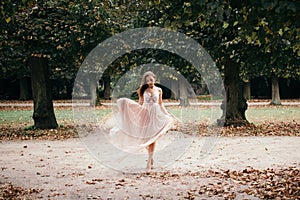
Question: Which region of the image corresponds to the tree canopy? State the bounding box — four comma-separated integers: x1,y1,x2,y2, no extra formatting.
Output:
1,0,299,96
1,0,111,81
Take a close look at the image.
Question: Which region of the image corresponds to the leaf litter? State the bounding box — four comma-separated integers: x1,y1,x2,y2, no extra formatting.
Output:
1,165,299,199
0,105,299,199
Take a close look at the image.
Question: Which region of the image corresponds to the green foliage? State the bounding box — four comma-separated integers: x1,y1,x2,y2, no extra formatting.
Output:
1,0,299,98
1,0,111,82
240,0,300,79
132,0,299,81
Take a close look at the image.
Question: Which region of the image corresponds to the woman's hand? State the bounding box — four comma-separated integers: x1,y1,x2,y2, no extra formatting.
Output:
139,96,144,105
138,85,144,105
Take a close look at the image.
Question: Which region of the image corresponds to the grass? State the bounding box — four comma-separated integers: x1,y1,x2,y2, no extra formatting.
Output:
0,106,299,125
0,110,32,124
0,106,299,140
168,107,222,122
246,106,300,123
169,106,300,124
0,110,74,124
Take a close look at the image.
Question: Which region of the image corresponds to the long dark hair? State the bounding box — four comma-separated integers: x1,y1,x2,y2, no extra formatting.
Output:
138,84,149,97
137,71,156,97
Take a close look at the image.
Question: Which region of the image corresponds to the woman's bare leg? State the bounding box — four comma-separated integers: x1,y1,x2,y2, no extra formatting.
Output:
146,142,155,171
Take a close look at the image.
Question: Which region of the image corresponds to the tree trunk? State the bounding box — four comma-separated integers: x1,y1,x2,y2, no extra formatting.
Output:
89,74,98,106
103,75,111,100
270,76,281,105
19,77,31,100
170,79,178,100
218,59,249,126
30,56,58,129
243,80,251,100
66,81,73,99
179,76,189,106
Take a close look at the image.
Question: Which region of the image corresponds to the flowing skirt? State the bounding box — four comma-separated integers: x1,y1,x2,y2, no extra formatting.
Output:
109,98,174,153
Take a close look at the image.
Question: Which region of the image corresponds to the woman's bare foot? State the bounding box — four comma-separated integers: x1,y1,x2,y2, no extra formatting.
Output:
146,158,154,172
146,160,152,172
146,142,155,172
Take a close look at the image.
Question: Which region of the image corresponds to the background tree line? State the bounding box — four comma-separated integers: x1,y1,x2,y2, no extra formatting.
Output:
0,0,299,128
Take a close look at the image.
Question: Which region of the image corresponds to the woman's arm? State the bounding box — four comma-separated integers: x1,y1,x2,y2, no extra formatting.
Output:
137,85,144,105
139,95,144,105
158,88,163,105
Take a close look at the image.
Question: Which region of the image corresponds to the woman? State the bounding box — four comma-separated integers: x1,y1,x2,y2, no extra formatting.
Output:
109,71,174,171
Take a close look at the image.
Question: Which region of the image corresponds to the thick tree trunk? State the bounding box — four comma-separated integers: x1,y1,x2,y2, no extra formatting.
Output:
19,77,31,100
179,76,189,106
218,59,249,126
66,81,73,99
30,56,58,129
243,80,251,100
103,75,111,100
270,76,281,105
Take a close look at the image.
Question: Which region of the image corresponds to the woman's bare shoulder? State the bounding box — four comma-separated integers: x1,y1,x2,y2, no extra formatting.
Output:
155,86,162,93
155,86,162,91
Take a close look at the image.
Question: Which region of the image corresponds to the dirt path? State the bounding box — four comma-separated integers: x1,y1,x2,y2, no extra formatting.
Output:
1,135,299,199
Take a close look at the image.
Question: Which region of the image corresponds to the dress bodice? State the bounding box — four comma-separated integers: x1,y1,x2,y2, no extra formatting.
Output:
143,89,159,104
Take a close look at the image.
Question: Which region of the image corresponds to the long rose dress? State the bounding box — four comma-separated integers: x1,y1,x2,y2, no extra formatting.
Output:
109,87,174,153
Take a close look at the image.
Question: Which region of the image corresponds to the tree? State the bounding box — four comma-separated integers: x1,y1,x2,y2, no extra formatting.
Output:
132,0,299,125
218,59,248,126
239,0,300,105
132,1,250,126
30,55,58,129
0,0,34,100
1,0,111,128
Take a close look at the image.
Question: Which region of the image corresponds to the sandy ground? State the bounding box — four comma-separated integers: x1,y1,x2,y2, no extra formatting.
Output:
0,133,299,199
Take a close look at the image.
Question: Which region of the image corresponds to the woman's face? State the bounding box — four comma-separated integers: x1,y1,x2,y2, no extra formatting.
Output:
145,75,155,88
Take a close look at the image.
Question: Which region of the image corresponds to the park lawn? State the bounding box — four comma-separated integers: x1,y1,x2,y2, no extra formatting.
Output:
0,108,111,125
0,107,112,140
0,105,299,140
0,105,299,125
168,106,300,124
246,106,300,123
